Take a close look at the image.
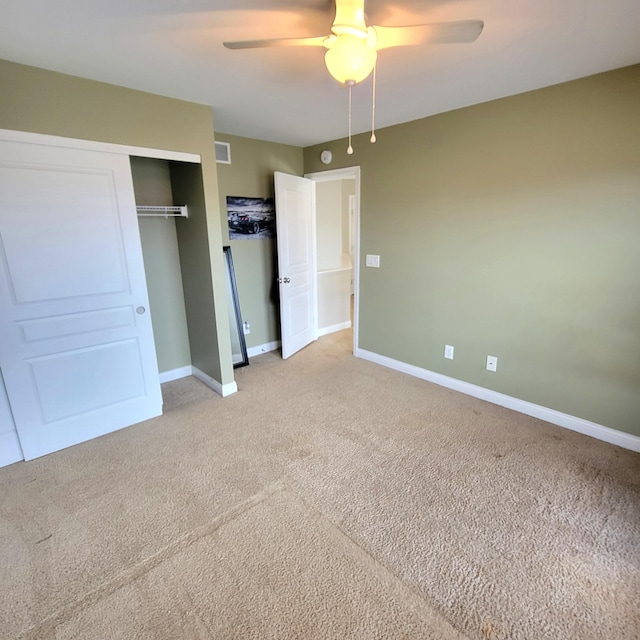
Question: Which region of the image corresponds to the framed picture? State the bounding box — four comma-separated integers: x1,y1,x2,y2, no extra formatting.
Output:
227,196,275,240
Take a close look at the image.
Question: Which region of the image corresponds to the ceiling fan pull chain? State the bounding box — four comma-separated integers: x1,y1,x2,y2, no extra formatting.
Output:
347,81,354,155
370,61,377,143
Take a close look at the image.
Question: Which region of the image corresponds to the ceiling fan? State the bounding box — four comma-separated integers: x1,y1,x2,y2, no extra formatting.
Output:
223,0,484,151
224,0,484,85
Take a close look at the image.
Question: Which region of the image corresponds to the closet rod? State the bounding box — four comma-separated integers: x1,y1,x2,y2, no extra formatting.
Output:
136,205,188,219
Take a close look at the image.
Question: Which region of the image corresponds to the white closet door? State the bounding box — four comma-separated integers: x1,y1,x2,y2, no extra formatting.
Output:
0,373,22,466
0,139,162,461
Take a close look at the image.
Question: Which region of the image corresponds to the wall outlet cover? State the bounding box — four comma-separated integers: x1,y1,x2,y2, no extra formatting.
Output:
444,345,454,360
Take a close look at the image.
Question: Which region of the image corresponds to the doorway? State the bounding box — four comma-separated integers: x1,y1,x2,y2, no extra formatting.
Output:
305,167,361,355
131,157,191,382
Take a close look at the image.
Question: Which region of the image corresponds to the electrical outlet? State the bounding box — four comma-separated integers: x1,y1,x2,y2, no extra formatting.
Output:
444,345,454,360
486,355,497,372
243,321,250,335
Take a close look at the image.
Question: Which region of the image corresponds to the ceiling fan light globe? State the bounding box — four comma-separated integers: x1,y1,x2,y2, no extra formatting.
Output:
324,34,377,85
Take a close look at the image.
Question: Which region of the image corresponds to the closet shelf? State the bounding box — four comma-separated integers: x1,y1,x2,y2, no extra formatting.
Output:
136,205,188,219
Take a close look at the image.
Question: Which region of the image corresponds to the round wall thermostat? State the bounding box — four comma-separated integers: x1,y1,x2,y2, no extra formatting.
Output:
320,150,332,165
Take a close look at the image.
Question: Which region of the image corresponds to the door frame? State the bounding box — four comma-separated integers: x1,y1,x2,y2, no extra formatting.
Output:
0,128,200,163
304,166,361,355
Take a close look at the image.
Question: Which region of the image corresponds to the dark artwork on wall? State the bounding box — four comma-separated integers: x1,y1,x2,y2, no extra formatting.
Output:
226,196,275,240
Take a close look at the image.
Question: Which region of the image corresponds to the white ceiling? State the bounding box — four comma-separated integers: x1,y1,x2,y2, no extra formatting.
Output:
2,1,639,147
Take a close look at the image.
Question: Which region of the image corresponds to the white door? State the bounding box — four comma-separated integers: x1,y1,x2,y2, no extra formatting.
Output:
274,172,317,359
0,373,22,466
0,138,162,461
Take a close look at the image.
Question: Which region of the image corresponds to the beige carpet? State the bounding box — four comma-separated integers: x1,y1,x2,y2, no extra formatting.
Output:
1,329,639,640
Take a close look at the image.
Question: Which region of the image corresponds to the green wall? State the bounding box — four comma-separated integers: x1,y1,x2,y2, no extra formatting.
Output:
0,58,234,385
305,65,640,436
2,57,637,436
215,133,304,350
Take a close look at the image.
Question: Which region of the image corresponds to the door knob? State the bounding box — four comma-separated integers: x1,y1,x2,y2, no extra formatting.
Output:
136,306,146,315
283,277,290,283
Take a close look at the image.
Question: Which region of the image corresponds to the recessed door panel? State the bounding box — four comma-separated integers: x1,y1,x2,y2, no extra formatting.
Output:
284,190,310,268
19,307,134,343
288,292,313,338
0,167,128,303
29,339,146,423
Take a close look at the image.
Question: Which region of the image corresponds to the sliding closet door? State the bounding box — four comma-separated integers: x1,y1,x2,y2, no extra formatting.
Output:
0,138,162,460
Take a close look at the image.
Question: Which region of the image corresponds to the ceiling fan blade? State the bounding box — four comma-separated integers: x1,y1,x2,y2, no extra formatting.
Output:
223,36,327,50
374,20,484,50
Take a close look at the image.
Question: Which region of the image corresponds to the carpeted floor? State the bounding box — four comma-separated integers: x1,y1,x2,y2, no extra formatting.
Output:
1,329,639,639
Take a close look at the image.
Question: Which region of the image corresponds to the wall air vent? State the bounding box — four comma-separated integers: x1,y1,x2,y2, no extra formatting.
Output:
215,141,231,164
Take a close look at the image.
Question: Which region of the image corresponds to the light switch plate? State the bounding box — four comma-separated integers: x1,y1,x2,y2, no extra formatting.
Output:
365,254,380,268
444,345,454,360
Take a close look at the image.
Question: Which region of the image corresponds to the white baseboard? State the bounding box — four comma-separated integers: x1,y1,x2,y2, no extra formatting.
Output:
247,340,281,358
160,365,238,398
158,365,193,384
356,348,640,453
318,321,351,338
192,367,238,397
0,431,24,467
